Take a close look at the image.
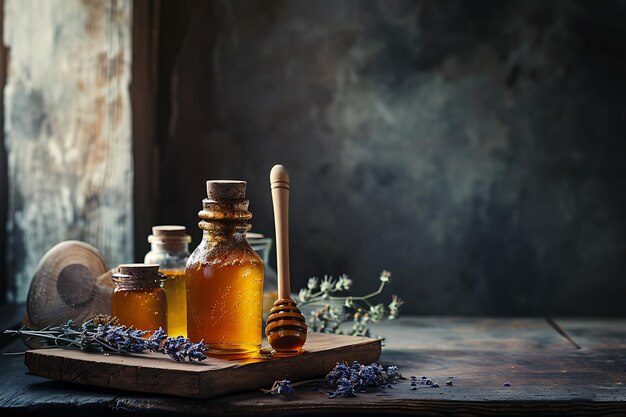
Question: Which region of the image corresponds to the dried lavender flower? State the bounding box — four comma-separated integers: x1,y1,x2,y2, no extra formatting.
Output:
325,361,401,398
386,365,400,380
3,318,207,362
273,380,295,395
263,362,401,398
328,377,355,398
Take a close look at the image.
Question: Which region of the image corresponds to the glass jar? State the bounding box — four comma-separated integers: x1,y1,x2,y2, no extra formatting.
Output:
112,264,167,336
246,232,278,318
144,225,191,337
186,180,264,357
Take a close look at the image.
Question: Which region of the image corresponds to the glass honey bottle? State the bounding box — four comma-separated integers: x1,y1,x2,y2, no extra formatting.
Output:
144,225,191,338
112,264,167,336
186,180,265,357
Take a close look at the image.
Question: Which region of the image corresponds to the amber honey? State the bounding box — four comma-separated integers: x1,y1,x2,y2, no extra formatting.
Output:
186,250,264,355
112,264,168,337
186,180,265,358
112,286,167,336
161,269,187,337
144,225,191,338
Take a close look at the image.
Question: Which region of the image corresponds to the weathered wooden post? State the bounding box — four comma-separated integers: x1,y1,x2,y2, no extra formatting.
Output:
3,0,134,301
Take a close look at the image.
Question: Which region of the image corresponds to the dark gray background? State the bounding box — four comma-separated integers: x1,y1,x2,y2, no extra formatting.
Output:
91,1,626,315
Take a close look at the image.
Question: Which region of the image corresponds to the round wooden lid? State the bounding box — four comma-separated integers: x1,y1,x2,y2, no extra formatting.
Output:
26,241,114,328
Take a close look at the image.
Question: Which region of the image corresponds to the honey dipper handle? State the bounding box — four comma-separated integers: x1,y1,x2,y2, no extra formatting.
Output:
270,165,291,299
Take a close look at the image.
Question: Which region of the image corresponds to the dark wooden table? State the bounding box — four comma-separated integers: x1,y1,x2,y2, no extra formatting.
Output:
1,305,625,416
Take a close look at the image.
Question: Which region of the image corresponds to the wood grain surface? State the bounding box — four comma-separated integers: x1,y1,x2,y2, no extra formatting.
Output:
3,0,134,302
24,332,382,398
2,317,625,416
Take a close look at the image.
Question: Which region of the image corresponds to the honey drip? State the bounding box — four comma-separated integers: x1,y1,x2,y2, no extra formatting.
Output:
161,269,187,337
111,287,167,336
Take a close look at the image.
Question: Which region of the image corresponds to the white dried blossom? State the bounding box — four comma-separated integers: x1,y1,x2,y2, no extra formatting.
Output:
307,277,319,290
320,276,335,293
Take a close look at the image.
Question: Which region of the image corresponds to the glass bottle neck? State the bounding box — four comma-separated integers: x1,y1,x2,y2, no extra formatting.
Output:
149,241,190,254
201,221,251,242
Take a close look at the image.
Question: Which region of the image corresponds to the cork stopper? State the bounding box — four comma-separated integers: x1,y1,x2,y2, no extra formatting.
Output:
148,225,191,243
114,264,163,285
117,263,160,276
206,180,247,202
152,225,186,237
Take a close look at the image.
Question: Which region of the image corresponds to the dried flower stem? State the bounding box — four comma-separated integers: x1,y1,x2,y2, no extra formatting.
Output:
3,317,208,362
298,271,403,337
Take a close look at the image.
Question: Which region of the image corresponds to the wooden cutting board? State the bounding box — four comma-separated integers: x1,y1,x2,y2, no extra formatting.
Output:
24,332,381,398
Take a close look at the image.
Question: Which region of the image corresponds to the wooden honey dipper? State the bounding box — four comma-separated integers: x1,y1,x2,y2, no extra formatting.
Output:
265,165,308,355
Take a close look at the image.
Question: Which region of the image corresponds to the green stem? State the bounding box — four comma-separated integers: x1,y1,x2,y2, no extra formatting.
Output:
93,339,120,352
302,281,387,307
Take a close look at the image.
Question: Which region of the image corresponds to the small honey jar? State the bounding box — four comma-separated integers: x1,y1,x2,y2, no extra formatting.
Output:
112,264,167,336
144,226,191,337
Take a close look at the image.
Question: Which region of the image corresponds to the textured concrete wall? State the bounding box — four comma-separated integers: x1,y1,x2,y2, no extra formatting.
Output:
156,0,626,315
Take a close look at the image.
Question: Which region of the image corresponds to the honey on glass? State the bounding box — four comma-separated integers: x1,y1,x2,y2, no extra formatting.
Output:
160,269,187,337
144,226,191,338
186,180,264,357
112,264,167,336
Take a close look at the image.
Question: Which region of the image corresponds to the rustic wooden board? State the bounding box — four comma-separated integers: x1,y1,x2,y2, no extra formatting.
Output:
3,0,134,302
24,332,381,398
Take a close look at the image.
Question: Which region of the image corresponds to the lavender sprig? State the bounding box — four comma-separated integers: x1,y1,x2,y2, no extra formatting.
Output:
4,317,207,362
262,378,315,396
266,379,295,396
148,329,207,362
265,361,402,398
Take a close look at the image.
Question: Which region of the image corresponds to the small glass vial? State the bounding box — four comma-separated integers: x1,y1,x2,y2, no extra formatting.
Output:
112,264,167,336
186,180,264,357
144,226,191,337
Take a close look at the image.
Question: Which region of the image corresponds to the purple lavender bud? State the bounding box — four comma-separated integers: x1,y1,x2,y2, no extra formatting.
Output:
276,380,294,395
